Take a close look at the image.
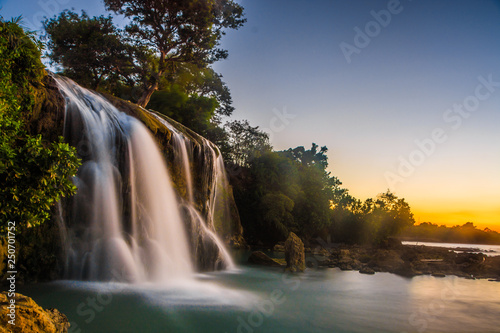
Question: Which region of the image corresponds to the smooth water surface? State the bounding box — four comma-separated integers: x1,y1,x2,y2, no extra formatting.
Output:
20,264,500,333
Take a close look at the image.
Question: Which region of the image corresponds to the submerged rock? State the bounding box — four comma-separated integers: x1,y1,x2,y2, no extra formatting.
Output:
0,292,69,333
248,251,285,267
284,232,306,272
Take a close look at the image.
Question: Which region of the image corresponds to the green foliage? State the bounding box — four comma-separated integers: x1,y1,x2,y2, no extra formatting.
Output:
230,138,416,246
362,191,415,245
160,64,235,120
330,190,415,245
148,86,218,135
0,17,81,232
232,144,338,245
260,193,294,240
146,64,235,138
44,10,149,93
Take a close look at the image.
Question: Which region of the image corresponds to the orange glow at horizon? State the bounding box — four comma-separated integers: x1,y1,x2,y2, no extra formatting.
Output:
412,207,500,233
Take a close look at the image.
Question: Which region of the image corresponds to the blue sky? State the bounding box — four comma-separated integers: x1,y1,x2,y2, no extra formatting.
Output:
2,0,500,229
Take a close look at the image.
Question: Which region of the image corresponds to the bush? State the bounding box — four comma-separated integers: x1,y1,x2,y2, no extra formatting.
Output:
0,17,81,231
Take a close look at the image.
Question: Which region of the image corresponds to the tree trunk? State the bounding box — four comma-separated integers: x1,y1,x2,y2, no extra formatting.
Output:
136,81,159,108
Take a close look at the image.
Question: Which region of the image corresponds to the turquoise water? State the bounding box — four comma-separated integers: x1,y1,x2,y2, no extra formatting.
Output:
20,262,500,333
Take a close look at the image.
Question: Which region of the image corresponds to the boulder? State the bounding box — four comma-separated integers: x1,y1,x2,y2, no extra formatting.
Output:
369,250,405,272
284,232,306,272
0,292,69,333
248,251,284,267
359,267,375,275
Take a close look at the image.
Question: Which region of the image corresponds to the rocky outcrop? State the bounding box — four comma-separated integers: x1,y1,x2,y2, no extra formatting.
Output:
248,251,285,267
315,243,500,279
26,75,66,142
0,292,69,333
284,232,306,272
368,250,405,272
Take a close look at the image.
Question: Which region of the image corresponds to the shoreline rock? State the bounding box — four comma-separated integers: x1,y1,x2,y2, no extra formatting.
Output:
0,292,69,333
313,242,500,280
284,232,306,273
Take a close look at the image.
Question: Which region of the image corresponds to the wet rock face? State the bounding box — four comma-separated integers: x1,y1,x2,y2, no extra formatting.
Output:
284,232,306,272
0,292,70,333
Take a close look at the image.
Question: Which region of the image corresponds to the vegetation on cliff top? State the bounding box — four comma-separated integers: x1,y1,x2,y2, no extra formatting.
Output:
44,3,243,150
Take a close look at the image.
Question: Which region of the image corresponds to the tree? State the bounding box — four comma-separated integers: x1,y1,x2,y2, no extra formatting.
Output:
362,190,415,244
161,64,235,120
283,143,329,169
0,17,81,231
233,150,299,244
147,85,218,135
281,144,340,238
104,0,246,107
231,144,341,244
44,11,139,91
224,120,272,166
146,64,235,140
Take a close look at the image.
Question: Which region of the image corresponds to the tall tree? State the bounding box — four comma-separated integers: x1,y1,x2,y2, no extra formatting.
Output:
44,11,138,91
104,0,246,107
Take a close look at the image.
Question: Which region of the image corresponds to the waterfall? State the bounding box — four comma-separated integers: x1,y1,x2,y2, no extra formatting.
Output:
55,76,234,282
150,113,235,269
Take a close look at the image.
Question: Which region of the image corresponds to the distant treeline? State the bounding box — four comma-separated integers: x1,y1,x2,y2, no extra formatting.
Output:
400,222,500,245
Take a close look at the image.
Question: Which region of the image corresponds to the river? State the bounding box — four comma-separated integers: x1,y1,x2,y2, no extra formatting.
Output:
20,255,500,333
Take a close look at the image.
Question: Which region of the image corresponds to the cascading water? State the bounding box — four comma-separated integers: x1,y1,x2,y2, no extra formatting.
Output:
150,113,235,269
56,76,233,282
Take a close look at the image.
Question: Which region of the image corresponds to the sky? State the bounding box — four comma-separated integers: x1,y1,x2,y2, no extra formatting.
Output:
1,0,499,231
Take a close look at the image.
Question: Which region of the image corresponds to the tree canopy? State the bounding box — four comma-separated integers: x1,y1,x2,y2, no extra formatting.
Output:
44,11,135,91
229,140,415,246
104,0,245,106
